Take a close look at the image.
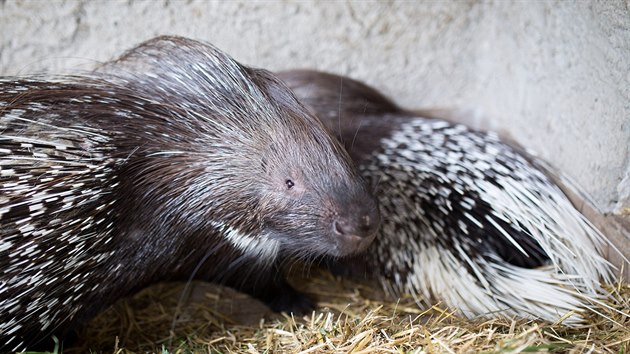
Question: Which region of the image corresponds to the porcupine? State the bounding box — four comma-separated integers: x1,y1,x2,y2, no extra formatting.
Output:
0,38,380,351
277,69,621,324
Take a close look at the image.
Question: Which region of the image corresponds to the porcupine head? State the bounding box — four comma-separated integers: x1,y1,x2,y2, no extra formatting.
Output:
96,37,382,302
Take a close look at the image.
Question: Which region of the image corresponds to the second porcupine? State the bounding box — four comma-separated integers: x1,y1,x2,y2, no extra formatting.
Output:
278,69,623,324
0,37,380,351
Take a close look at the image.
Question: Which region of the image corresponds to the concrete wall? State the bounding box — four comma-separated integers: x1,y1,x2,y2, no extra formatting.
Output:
1,0,628,267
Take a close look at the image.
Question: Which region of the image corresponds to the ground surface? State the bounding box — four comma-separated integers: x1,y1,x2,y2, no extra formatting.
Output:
61,273,630,353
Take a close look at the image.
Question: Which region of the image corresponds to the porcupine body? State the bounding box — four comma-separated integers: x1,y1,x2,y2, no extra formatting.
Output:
0,38,380,351
278,69,618,324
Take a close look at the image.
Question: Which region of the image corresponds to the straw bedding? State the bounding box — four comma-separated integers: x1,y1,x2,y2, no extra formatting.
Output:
63,271,629,353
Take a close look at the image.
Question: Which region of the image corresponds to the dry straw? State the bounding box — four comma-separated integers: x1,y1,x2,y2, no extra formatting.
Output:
71,271,629,353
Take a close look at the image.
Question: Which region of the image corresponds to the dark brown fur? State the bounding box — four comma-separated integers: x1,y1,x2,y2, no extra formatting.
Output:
0,38,379,351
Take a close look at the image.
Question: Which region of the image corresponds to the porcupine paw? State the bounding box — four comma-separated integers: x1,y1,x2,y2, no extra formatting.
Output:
247,276,315,315
263,286,314,315
322,255,369,279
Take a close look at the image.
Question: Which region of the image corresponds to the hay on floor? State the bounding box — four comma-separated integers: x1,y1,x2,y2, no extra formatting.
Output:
68,272,630,353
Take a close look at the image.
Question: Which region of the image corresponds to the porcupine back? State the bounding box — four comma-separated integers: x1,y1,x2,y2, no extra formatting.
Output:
0,38,379,351
278,69,620,324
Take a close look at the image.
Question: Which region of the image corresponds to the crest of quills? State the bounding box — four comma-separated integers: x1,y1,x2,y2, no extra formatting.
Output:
278,70,622,325
0,37,380,351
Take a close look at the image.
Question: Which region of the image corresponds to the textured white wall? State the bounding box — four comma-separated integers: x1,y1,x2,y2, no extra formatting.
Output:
1,0,629,262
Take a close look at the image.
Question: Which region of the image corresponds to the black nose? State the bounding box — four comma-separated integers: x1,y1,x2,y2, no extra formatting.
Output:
329,187,381,256
332,211,379,239
333,214,378,238
331,209,380,256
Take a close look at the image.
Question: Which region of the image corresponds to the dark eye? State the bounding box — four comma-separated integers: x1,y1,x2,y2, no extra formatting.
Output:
285,179,295,189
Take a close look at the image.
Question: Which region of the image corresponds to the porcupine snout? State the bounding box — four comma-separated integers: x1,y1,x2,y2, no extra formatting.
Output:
330,189,380,255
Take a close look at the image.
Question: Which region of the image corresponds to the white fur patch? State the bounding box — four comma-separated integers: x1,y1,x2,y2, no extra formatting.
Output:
210,221,279,261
